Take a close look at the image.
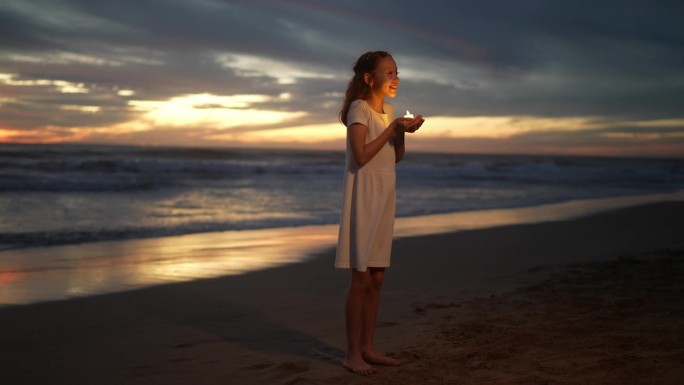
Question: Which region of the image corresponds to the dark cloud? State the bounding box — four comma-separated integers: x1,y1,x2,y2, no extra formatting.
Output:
1,0,683,153
0,8,52,49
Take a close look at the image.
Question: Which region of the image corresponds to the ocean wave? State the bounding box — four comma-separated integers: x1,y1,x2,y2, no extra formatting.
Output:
0,215,333,251
2,143,683,249
0,144,345,192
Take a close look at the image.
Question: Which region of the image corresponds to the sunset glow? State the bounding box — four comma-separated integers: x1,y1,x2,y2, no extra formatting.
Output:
0,1,681,156
128,93,306,129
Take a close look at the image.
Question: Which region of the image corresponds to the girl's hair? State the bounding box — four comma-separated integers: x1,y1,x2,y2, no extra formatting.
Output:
339,51,392,126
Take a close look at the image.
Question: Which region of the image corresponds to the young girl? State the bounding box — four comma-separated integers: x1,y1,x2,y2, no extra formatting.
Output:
335,51,424,375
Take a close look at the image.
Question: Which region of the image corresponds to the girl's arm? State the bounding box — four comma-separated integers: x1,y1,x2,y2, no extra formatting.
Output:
394,130,405,163
348,121,399,168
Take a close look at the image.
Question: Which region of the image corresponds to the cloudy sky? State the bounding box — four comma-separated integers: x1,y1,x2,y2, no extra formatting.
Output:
1,0,683,156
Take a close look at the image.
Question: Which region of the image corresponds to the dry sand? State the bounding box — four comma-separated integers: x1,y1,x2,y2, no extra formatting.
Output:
369,249,684,385
1,202,683,384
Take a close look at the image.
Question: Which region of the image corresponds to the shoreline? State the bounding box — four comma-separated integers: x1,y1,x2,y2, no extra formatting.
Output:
0,201,682,384
5,189,684,254
1,190,684,307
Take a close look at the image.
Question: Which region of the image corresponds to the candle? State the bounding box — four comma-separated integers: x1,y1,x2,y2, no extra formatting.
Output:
404,110,414,119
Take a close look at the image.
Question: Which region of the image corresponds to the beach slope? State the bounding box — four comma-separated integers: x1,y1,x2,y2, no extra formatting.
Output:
0,202,682,384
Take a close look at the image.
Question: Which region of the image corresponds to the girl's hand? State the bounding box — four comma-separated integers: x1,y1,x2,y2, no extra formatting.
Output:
395,115,425,133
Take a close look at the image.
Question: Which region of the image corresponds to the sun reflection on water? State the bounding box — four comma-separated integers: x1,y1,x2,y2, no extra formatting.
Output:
1,191,682,307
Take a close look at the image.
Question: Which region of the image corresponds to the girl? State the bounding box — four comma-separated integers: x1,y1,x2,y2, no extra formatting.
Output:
335,51,424,375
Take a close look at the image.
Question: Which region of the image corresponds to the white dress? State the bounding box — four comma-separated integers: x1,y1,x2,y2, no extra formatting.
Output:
335,99,396,271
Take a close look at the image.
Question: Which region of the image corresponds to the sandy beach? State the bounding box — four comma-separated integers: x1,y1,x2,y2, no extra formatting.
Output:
1,201,683,384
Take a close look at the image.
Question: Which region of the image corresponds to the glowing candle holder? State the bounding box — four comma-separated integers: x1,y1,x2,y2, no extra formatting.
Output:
404,110,414,119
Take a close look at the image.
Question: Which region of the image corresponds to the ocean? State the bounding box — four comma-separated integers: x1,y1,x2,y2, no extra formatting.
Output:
2,142,684,305
2,143,683,251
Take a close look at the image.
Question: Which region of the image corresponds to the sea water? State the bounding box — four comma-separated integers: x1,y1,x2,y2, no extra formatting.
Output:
2,143,684,305
2,142,683,251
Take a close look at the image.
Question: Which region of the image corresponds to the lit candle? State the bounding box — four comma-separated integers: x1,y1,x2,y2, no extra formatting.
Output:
404,110,414,119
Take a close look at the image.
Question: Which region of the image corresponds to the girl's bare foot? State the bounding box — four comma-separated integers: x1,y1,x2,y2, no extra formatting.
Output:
362,350,402,367
342,356,377,376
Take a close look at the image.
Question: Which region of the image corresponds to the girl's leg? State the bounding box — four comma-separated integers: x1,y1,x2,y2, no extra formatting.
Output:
360,267,401,366
343,269,377,375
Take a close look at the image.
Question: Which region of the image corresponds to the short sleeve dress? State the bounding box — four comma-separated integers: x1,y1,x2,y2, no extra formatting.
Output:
335,99,396,271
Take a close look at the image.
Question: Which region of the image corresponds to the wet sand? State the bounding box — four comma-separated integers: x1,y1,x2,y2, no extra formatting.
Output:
0,202,683,384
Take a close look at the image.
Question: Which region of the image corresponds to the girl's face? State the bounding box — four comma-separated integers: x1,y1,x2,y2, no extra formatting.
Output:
369,56,400,98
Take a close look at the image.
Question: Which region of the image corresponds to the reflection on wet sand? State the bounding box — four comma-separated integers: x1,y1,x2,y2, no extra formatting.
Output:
1,190,682,306
395,190,684,238
0,225,339,306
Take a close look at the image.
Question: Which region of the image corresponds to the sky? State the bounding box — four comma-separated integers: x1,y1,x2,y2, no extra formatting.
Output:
1,0,683,157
